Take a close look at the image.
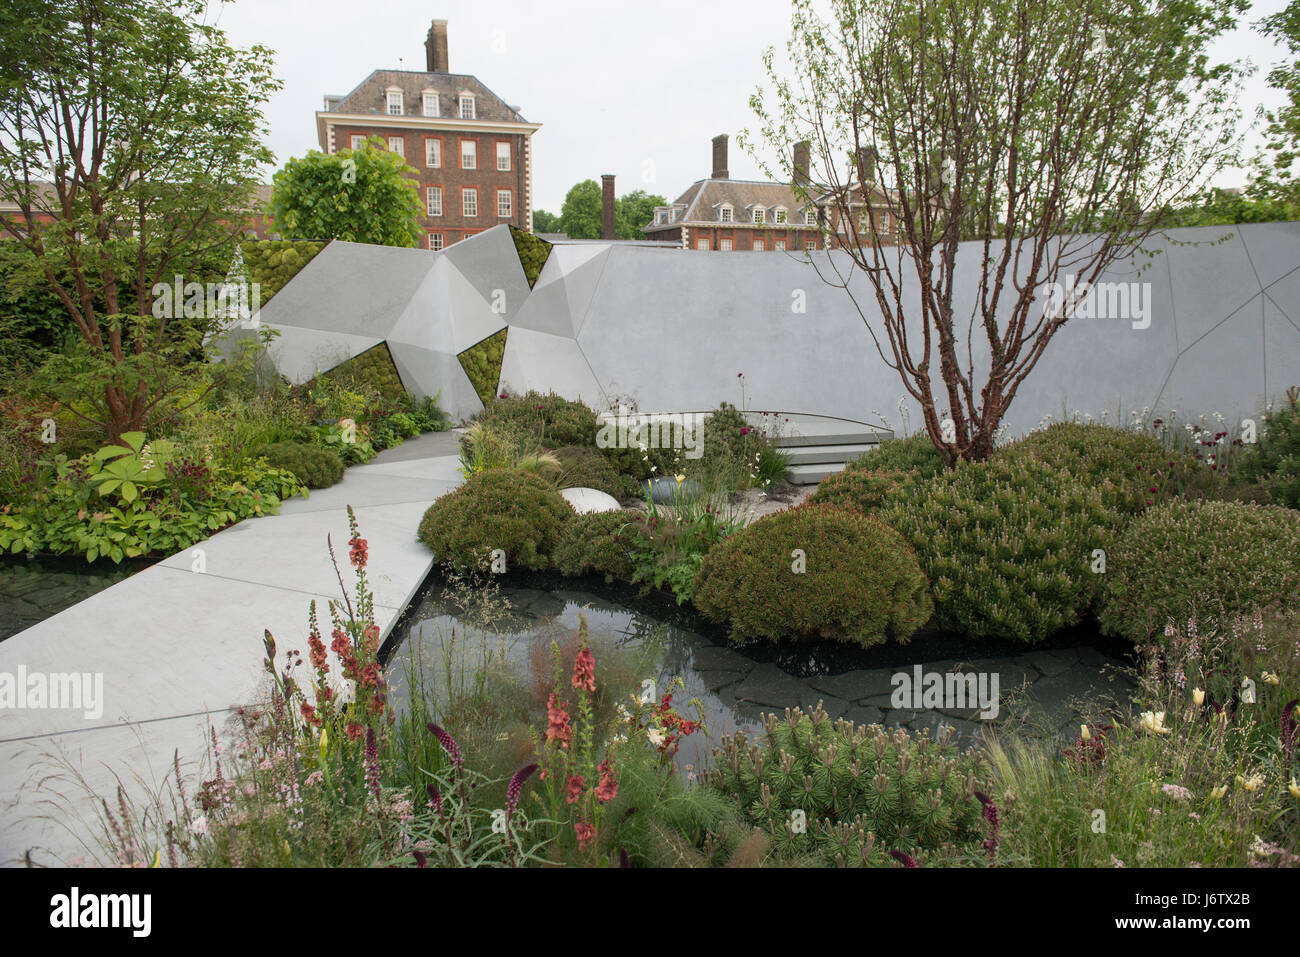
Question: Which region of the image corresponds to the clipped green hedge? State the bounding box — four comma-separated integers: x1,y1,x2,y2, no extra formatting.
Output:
552,508,643,581
691,503,933,648
883,455,1127,643
250,441,344,489
998,422,1198,513
510,226,552,288
417,469,574,572
240,240,326,302
1098,499,1300,643
458,329,508,407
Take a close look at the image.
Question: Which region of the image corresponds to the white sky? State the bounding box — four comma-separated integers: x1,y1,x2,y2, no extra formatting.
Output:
208,0,1294,212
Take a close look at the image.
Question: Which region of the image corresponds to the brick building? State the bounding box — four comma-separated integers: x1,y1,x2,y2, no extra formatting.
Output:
643,135,897,251
315,19,541,251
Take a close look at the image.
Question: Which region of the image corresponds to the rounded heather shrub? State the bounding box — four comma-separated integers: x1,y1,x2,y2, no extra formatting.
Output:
475,390,600,448
883,455,1126,643
691,503,933,648
250,441,344,488
998,422,1197,513
855,433,946,479
1097,500,1300,644
553,445,623,498
551,509,644,581
810,467,911,512
417,469,574,572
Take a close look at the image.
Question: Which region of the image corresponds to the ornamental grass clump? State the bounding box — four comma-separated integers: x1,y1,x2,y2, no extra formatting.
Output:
417,468,574,572
1097,500,1300,645
883,454,1127,643
704,704,990,866
692,503,932,647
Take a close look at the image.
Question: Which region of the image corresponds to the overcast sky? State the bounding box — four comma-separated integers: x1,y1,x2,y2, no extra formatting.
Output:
208,0,1294,212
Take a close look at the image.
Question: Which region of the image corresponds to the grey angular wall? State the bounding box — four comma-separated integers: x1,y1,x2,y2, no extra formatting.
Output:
244,222,1300,439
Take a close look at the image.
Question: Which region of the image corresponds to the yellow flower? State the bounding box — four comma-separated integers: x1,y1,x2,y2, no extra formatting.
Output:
1262,672,1280,686
1237,773,1264,792
674,473,685,485
1080,724,1091,741
1210,784,1228,800
1289,778,1300,799
151,848,161,868
1139,711,1171,735
1192,687,1205,706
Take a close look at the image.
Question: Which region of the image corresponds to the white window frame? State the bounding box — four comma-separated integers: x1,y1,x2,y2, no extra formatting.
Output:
387,135,404,157
695,238,710,250
426,186,443,217
386,90,404,115
350,134,366,151
497,189,513,218
422,92,440,117
461,139,477,170
753,208,766,225
803,209,817,226
753,238,765,251
719,238,733,251
656,210,667,225
462,187,478,217
774,207,787,224
459,94,476,120
719,205,733,223
496,141,511,171
425,139,441,168
428,232,444,251
774,240,787,251
805,240,818,251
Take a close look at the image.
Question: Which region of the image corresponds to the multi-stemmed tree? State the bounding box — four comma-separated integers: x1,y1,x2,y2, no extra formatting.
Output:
0,0,278,440
746,0,1247,463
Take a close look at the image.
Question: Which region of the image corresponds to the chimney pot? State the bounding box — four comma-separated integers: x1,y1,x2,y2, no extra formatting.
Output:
712,134,729,180
601,174,616,241
426,19,449,73
793,141,811,187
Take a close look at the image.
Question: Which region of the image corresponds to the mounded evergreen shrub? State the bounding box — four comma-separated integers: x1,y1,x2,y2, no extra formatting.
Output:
998,422,1197,513
854,432,947,479
691,503,933,647
883,455,1127,643
1097,499,1300,644
810,467,911,512
474,390,601,449
551,509,644,581
250,441,344,488
417,469,574,572
552,445,623,498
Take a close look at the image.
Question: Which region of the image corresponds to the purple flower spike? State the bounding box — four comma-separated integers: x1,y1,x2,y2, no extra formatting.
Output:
506,763,538,819
413,850,427,868
889,850,919,868
428,723,465,772
427,782,443,812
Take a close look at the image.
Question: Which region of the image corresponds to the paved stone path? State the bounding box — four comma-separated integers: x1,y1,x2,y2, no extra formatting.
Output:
0,430,461,866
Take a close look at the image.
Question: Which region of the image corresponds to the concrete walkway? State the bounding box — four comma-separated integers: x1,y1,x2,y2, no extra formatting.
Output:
0,430,463,866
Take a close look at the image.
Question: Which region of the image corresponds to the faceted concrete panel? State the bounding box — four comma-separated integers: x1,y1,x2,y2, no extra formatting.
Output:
438,223,531,323
1168,232,1261,348
1240,220,1300,288
1159,298,1269,419
443,261,510,355
539,244,610,337
266,326,384,384
509,270,574,338
258,240,434,336
386,257,459,355
498,326,607,408
1264,297,1300,398
390,343,483,422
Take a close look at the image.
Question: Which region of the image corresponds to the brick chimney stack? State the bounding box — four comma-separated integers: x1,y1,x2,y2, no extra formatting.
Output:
793,141,811,187
601,174,616,240
426,20,449,73
711,134,729,180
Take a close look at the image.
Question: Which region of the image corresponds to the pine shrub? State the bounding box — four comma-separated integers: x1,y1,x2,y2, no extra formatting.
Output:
417,469,574,572
552,445,623,498
250,441,344,489
810,467,911,512
691,503,933,648
1235,386,1300,509
551,509,644,581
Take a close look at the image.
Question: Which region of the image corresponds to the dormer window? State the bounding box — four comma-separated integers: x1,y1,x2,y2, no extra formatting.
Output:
719,204,733,223
422,92,440,117
386,89,404,115
773,207,787,224
459,93,476,120
656,210,667,225
803,208,817,226
753,207,766,225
